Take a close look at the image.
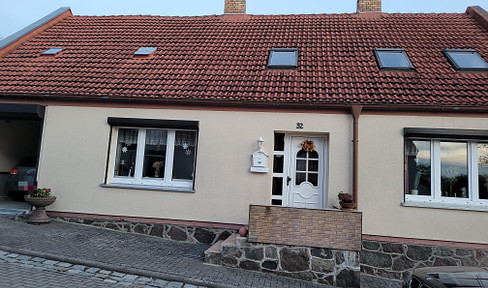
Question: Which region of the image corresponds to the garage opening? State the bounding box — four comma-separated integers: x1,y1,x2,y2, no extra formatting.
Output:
0,104,44,214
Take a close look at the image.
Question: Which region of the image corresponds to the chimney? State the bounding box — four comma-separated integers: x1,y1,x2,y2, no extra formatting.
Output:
225,0,246,14
357,0,381,13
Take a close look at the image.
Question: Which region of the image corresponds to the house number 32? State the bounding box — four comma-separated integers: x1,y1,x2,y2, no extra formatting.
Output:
296,122,304,129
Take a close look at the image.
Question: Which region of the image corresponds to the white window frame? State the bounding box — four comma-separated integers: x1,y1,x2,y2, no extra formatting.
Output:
405,138,488,210
109,126,196,190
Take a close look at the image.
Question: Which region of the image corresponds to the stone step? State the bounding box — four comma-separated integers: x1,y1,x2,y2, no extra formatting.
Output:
221,233,238,248
204,240,223,265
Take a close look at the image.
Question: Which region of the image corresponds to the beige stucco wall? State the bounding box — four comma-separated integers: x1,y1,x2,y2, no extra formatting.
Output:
38,105,352,225
359,114,488,244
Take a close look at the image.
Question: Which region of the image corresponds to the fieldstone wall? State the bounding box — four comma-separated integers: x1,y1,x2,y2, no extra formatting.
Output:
360,239,488,287
209,237,360,287
54,216,237,245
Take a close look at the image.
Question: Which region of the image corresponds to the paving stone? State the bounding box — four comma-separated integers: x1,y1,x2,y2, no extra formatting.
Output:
56,262,73,268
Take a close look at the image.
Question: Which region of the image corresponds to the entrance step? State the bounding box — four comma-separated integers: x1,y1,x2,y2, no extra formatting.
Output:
204,233,239,265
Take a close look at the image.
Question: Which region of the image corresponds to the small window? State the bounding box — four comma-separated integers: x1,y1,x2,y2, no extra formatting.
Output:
374,48,414,70
443,49,488,71
267,48,298,69
42,48,63,55
134,47,157,55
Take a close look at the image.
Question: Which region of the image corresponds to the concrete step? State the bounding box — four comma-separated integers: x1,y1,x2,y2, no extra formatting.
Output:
204,240,223,265
221,233,238,249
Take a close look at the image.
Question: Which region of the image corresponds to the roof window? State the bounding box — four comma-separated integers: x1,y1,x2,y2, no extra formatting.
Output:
374,48,414,71
134,47,157,57
443,49,488,71
42,48,63,55
267,48,298,69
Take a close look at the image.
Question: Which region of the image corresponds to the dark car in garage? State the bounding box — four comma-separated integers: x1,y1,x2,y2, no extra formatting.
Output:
6,156,37,200
410,266,488,288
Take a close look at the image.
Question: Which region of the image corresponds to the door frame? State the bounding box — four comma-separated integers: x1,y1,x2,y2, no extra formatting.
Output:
282,133,328,208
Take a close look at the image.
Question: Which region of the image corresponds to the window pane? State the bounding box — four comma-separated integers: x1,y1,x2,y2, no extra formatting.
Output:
272,177,283,195
143,129,167,179
271,199,282,205
448,52,488,69
269,50,297,67
297,150,307,158
172,131,197,180
405,140,431,195
296,173,306,185
308,173,318,186
115,128,138,177
478,143,488,199
274,133,285,151
296,160,306,171
441,142,468,198
273,155,284,173
309,151,318,159
308,160,318,172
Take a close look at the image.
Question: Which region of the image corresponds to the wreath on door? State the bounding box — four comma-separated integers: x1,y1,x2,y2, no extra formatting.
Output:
300,139,316,152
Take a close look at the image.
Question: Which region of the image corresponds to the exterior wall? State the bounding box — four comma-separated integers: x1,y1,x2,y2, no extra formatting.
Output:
359,114,488,244
38,105,352,225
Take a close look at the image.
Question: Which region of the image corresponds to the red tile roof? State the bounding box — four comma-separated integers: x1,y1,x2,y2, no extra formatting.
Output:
0,8,487,110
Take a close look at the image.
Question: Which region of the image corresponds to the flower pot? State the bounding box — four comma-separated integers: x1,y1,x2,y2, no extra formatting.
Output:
25,195,56,224
340,201,356,210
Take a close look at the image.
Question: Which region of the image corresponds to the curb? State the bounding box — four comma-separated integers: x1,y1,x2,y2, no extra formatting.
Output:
0,244,237,288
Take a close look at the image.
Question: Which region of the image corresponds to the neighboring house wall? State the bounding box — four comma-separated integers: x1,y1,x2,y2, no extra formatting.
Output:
38,105,352,224
359,114,488,244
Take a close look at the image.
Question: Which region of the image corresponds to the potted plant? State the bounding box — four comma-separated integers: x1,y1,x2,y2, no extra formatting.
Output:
25,187,56,224
338,191,356,210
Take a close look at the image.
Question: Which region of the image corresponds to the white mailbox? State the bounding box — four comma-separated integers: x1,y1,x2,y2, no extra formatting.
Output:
251,137,269,173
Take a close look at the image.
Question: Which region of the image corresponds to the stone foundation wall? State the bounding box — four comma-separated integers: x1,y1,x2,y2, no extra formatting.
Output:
360,239,488,287
209,237,360,287
54,216,238,245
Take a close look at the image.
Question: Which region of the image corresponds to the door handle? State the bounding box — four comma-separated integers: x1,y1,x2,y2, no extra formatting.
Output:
287,176,291,186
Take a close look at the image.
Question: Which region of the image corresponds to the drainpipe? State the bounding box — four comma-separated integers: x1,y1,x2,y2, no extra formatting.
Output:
351,105,363,208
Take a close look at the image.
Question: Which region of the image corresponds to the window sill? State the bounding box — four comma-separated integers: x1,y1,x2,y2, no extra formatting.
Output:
100,183,195,193
402,201,488,212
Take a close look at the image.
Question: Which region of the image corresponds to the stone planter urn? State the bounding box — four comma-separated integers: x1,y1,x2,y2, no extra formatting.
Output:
25,195,57,224
340,201,357,210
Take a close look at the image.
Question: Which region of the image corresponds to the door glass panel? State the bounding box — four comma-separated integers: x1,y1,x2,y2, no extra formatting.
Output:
308,160,318,172
274,133,285,151
115,128,138,177
297,149,307,158
308,173,318,186
478,143,488,199
271,199,282,205
143,129,167,179
405,140,431,196
296,173,306,185
296,160,306,171
440,142,468,198
273,155,284,173
172,131,197,180
309,150,318,159
272,177,283,195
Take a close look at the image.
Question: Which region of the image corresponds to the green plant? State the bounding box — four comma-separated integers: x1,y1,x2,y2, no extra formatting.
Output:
338,191,353,203
30,187,53,198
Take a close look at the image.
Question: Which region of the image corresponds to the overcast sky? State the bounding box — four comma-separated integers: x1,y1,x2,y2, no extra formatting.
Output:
1,0,486,39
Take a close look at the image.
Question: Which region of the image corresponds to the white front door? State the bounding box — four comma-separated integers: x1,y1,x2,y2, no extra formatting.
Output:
285,135,327,208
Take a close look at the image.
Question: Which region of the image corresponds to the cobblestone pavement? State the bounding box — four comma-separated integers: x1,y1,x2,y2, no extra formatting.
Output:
0,250,206,288
0,215,331,288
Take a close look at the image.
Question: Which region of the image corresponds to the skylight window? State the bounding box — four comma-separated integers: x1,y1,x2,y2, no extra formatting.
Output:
134,47,157,56
267,48,298,69
42,48,63,55
443,49,488,71
374,48,414,70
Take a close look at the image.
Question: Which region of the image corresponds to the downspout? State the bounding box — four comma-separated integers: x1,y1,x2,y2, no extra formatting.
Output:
351,105,363,209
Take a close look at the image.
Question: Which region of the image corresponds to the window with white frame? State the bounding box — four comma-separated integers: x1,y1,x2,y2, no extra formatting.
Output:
404,128,488,209
107,118,198,190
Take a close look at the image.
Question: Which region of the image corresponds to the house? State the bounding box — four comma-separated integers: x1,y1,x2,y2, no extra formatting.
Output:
1,0,488,286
